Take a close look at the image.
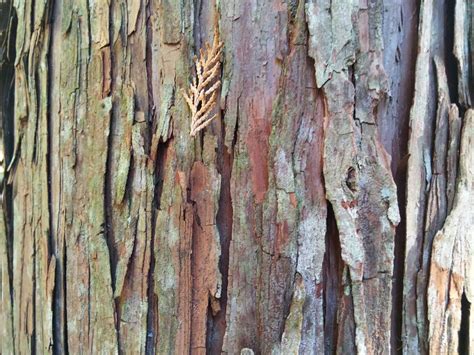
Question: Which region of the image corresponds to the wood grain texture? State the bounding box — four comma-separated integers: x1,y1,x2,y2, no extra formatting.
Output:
0,0,472,354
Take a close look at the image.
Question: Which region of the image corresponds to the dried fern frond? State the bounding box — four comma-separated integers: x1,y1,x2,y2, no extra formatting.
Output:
182,29,223,137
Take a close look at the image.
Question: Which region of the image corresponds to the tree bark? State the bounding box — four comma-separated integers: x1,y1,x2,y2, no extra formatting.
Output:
0,0,471,354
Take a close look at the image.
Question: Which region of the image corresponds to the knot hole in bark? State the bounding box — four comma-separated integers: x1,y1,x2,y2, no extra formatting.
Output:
346,166,358,192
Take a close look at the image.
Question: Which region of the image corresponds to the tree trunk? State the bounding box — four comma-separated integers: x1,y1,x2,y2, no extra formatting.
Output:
0,0,471,354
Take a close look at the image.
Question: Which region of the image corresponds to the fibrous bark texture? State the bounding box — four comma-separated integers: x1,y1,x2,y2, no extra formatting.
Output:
0,0,471,354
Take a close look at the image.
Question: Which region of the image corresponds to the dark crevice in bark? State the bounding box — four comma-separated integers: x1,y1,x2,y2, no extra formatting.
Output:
117,217,139,333
145,290,158,355
207,22,236,345
0,4,15,162
112,156,138,350
121,155,135,208
152,140,169,211
146,139,170,354
193,0,204,51
32,71,40,163
147,214,159,355
104,1,120,349
0,0,15,317
390,3,419,353
459,292,470,354
45,1,57,353
343,269,358,354
470,3,473,103
323,203,343,354
48,0,66,351
32,200,37,355
205,298,216,353
145,0,154,131
391,159,407,355
145,2,157,352
87,258,92,353
444,0,459,106
189,193,198,355
145,262,157,355
63,242,69,355
103,67,116,293
208,141,233,353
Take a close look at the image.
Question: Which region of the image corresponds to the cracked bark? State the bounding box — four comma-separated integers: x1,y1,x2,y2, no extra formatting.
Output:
0,0,472,354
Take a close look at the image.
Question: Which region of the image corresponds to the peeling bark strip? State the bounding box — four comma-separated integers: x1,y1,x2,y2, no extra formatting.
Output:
427,109,473,354
49,0,118,351
0,0,472,354
11,0,55,352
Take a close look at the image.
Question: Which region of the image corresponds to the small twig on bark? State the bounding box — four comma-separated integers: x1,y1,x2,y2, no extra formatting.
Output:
182,26,223,137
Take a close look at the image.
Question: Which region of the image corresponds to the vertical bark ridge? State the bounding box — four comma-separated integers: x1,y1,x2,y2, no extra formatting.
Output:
51,0,117,352
147,0,196,353
11,0,55,352
403,0,435,352
107,0,157,352
261,1,327,352
218,1,290,352
446,104,462,213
